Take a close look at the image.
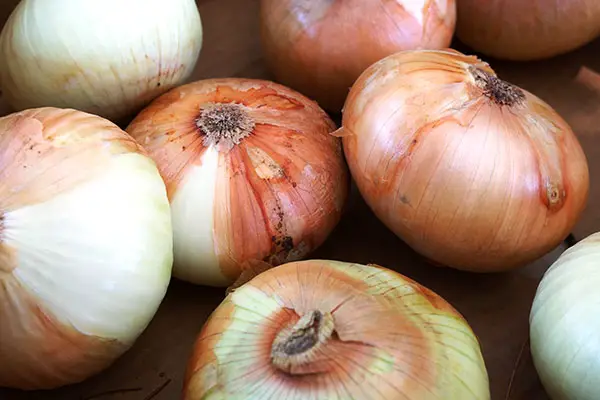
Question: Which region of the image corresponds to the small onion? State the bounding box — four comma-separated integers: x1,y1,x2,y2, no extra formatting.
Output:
456,0,600,61
339,49,589,272
0,107,173,389
126,78,349,287
183,260,491,399
0,0,203,122
259,0,457,112
530,233,600,400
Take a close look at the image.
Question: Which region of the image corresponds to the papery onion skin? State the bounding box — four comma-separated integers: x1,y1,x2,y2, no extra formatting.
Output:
126,78,349,287
340,49,589,272
0,0,203,122
182,259,490,400
456,0,600,61
530,233,600,400
259,0,457,112
0,107,173,390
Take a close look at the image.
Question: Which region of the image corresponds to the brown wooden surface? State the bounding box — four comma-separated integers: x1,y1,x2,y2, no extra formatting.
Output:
2,0,600,399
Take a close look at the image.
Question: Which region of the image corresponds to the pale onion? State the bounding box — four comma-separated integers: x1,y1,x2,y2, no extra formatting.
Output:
183,259,491,399
339,49,589,272
125,78,349,287
456,0,600,61
530,233,600,400
0,0,203,122
259,0,456,112
0,107,173,390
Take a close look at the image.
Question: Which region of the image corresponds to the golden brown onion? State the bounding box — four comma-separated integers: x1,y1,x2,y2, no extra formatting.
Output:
0,107,173,389
259,0,457,112
339,49,589,272
456,0,600,60
126,78,349,287
183,260,490,399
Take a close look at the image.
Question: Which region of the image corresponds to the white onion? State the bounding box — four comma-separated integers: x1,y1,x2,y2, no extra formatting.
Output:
0,107,173,390
0,0,203,122
530,233,600,400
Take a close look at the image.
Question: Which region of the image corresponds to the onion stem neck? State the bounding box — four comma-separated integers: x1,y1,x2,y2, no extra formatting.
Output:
195,103,255,150
469,66,525,107
271,310,334,373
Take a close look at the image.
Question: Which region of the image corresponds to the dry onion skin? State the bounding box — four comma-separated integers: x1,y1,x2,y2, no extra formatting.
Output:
183,260,490,400
259,0,457,112
456,0,600,61
0,107,173,390
126,78,349,287
530,233,600,400
339,49,589,272
0,0,203,122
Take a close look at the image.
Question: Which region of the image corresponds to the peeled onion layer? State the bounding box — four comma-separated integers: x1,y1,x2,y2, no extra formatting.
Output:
183,260,490,399
456,0,600,60
0,0,203,122
126,78,349,287
0,108,173,390
340,49,589,272
259,0,457,112
530,233,600,400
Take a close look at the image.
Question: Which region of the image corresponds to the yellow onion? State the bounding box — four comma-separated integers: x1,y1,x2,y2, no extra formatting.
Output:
0,0,203,122
183,259,490,399
339,49,589,272
126,78,349,287
456,0,600,61
0,107,173,390
530,233,600,400
259,0,456,112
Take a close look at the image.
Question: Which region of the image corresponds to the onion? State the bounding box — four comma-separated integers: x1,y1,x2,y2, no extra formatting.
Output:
183,259,491,399
456,0,600,61
339,49,589,272
530,233,600,400
0,0,203,122
259,0,457,112
125,78,349,287
0,107,173,390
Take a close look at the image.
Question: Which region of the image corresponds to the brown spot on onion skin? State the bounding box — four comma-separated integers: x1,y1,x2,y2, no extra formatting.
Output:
342,49,589,272
126,78,349,283
0,277,127,390
183,260,489,399
259,0,457,112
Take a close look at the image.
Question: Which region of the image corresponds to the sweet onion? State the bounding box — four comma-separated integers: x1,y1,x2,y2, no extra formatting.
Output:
259,0,457,112
183,260,491,399
126,78,349,287
0,107,173,390
456,0,600,61
0,0,203,122
339,49,589,272
530,233,600,400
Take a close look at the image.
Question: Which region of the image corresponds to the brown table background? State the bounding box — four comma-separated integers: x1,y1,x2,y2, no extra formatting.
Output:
2,1,600,399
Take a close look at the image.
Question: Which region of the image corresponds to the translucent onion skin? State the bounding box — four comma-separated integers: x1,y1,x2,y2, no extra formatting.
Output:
126,78,349,287
183,260,490,400
0,0,203,122
340,49,589,272
530,233,600,400
259,0,456,112
0,108,173,389
456,0,600,61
